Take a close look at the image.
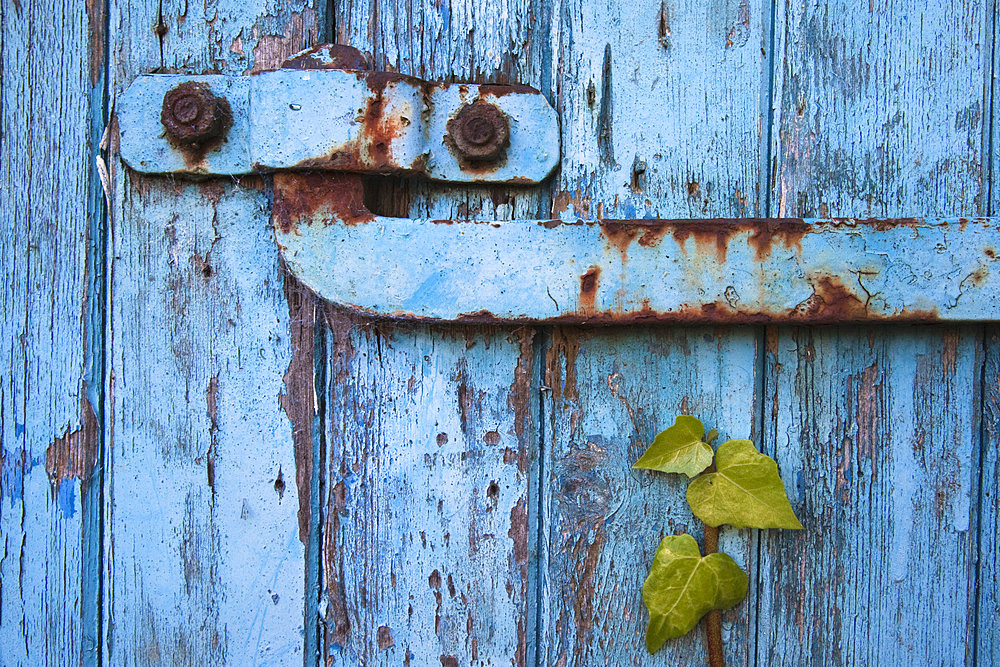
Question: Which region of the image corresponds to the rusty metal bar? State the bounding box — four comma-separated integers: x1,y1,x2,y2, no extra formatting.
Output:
273,174,1000,324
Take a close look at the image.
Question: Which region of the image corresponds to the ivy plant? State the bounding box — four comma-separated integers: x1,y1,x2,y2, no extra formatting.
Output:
633,416,802,661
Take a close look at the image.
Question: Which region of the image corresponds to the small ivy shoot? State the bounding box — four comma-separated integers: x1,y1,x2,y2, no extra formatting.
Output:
634,416,803,661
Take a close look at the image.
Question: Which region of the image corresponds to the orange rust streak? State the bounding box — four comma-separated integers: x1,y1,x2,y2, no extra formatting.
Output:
579,266,600,312
273,172,374,233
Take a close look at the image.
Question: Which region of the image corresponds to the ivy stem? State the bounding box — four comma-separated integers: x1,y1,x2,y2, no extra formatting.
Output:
701,454,725,667
702,524,725,667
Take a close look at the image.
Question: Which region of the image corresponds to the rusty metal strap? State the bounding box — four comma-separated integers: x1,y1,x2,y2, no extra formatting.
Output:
117,70,558,183
273,174,1000,324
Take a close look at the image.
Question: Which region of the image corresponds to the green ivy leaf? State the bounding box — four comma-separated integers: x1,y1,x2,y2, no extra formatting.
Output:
632,415,713,478
686,439,804,529
643,534,748,653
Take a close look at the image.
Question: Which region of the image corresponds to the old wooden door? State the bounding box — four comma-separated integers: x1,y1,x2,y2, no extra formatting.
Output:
3,0,999,665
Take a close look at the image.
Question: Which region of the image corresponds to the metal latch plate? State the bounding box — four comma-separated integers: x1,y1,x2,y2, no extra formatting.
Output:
118,70,559,183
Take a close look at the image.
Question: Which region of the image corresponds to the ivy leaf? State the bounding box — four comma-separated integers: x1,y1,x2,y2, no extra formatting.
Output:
686,439,803,529
643,534,748,653
632,415,713,478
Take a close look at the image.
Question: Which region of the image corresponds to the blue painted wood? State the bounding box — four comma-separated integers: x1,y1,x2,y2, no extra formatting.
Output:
321,322,538,664
757,0,992,663
4,0,997,664
979,328,1000,665
102,1,330,664
0,0,106,664
537,1,771,663
323,2,549,664
758,326,982,665
978,10,1000,659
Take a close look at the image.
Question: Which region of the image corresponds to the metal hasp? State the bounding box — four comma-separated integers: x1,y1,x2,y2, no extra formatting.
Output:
118,46,1000,324
117,56,559,183
274,174,1000,324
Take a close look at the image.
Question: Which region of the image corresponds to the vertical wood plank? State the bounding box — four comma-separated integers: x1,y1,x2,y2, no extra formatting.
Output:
978,329,999,665
104,2,329,663
759,327,982,665
759,1,990,663
979,6,1000,661
323,2,549,664
322,322,539,664
0,0,106,663
539,1,771,664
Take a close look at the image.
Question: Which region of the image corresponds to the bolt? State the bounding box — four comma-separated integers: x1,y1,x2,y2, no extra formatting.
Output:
446,102,509,162
160,82,231,144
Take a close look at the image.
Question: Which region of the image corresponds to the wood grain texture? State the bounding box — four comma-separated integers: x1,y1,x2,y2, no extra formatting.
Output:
322,321,538,664
103,1,328,663
758,326,982,665
0,0,106,663
978,328,999,665
538,1,771,663
759,0,992,663
324,2,549,663
981,8,1000,662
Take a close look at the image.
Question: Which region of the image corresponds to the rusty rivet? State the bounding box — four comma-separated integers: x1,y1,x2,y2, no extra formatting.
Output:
446,102,510,162
160,81,231,144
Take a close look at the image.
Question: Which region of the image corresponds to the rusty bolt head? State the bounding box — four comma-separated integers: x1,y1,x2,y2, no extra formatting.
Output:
446,102,510,162
160,82,231,144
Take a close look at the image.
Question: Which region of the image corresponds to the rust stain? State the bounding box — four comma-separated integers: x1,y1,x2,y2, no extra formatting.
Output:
205,375,219,492
359,77,408,170
45,396,99,495
279,271,316,544
273,172,374,234
477,83,539,97
599,221,641,258
670,221,732,261
579,266,600,312
323,480,351,655
552,188,593,219
86,0,105,85
377,625,394,650
571,526,607,650
747,219,809,260
791,276,868,320
507,329,535,475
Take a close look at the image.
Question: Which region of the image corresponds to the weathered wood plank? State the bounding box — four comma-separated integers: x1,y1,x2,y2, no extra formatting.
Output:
758,0,991,663
758,326,982,665
978,328,1000,665
978,8,1000,659
323,2,549,663
104,1,329,663
0,0,106,663
321,321,538,664
538,1,771,663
